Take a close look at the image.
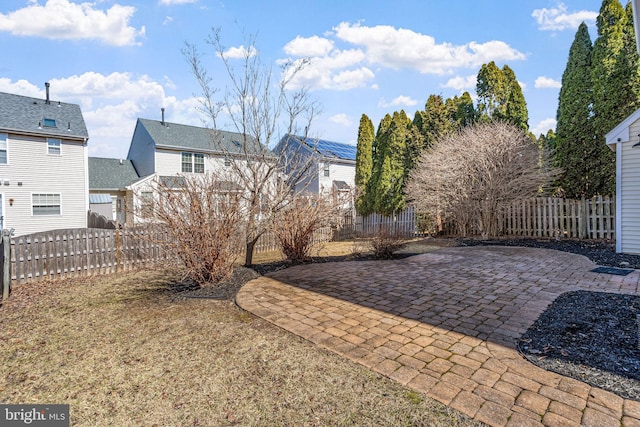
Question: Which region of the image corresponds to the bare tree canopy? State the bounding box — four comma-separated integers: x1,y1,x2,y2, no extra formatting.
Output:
406,121,559,238
184,29,321,265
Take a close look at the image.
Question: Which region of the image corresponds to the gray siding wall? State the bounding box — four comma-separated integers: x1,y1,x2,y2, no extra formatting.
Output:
620,119,640,254
1,133,87,236
318,160,355,194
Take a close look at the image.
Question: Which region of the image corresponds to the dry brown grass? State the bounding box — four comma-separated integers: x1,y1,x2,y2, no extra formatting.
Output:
0,249,480,426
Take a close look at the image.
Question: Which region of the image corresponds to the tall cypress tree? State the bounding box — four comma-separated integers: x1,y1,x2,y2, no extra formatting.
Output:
447,91,477,128
355,114,375,214
555,22,595,198
368,111,410,215
502,65,529,130
476,62,528,129
590,0,626,196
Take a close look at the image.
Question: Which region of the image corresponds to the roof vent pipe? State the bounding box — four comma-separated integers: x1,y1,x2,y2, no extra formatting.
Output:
45,82,50,105
161,107,165,126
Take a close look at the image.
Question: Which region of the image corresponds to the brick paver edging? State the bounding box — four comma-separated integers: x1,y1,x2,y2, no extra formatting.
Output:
236,246,640,427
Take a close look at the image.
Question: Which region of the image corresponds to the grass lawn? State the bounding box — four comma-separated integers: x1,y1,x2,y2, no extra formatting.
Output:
0,240,481,426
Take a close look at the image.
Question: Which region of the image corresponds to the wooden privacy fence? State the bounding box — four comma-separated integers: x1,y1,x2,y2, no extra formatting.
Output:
3,225,335,289
10,227,170,285
335,206,418,240
500,196,614,240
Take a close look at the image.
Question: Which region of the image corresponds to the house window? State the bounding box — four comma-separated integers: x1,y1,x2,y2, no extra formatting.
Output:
323,163,330,177
32,193,61,215
224,157,231,167
0,134,7,164
43,118,57,127
194,153,205,173
181,152,193,173
47,138,61,155
181,152,205,173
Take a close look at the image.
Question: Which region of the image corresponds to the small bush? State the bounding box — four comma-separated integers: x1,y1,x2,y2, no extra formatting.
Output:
272,195,339,263
367,227,407,259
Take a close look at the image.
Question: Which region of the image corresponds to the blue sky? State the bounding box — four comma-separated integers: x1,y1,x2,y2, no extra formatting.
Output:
0,0,604,158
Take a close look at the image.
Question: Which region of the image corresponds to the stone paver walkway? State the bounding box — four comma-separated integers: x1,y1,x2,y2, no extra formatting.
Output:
236,246,640,427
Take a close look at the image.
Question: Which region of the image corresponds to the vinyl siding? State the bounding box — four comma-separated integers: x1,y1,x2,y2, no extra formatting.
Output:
154,148,249,178
318,160,355,194
1,133,87,236
620,119,640,254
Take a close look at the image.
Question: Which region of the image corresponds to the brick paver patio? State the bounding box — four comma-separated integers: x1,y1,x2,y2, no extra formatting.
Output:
236,246,640,427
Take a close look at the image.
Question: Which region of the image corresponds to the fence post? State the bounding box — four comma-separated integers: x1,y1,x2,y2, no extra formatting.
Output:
2,229,11,301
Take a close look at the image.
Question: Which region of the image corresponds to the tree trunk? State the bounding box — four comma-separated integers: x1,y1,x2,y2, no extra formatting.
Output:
244,237,259,266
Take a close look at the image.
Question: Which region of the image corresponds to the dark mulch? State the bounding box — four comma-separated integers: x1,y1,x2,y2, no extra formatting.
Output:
518,291,640,400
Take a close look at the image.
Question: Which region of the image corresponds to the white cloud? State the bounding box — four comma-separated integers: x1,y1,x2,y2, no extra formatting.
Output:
378,95,418,108
442,74,477,91
159,0,197,4
163,16,174,25
280,22,525,92
220,45,258,59
0,0,145,46
328,113,352,127
532,3,597,31
333,22,526,75
535,76,562,89
531,118,557,137
284,35,334,57
1,73,202,157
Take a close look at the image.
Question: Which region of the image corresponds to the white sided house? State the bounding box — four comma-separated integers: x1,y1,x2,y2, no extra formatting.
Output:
275,134,356,203
0,86,89,236
606,109,640,255
126,115,268,223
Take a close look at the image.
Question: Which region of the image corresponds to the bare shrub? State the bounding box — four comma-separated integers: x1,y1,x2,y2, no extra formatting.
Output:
272,195,339,263
135,173,243,286
366,226,408,259
406,121,559,239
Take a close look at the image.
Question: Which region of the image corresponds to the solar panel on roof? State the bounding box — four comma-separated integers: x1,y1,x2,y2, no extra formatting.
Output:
310,138,356,161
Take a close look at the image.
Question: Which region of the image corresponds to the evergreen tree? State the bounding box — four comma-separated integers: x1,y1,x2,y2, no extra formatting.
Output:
476,62,528,130
555,22,595,198
502,65,529,130
355,114,375,214
447,91,477,128
590,0,626,196
476,61,504,120
367,111,410,215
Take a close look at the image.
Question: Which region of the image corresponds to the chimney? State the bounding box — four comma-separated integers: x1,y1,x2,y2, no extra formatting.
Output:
161,107,165,126
45,82,50,105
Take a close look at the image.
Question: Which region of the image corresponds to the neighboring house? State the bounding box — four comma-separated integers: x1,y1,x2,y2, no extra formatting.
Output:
275,134,356,206
88,157,142,225
128,116,262,178
125,115,268,223
606,110,640,255
0,85,89,236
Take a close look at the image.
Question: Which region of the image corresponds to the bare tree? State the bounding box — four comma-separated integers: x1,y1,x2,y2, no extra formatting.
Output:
184,29,320,265
135,173,243,286
406,121,559,238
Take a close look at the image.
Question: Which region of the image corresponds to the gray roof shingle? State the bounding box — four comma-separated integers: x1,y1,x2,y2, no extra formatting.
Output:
0,91,89,140
137,118,270,156
89,157,141,190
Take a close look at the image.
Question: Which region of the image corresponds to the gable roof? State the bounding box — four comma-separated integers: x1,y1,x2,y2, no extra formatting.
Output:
0,91,88,141
135,118,270,156
605,107,640,152
89,157,141,190
279,134,357,162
